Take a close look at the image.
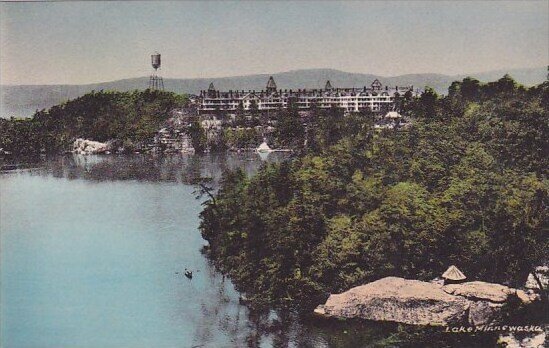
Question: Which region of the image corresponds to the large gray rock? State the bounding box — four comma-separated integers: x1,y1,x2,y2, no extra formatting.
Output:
315,277,470,326
315,277,523,326
468,301,505,326
73,138,111,155
442,281,515,303
525,266,549,290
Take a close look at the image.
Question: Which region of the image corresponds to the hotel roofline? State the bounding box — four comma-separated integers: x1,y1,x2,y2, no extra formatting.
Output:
198,77,421,114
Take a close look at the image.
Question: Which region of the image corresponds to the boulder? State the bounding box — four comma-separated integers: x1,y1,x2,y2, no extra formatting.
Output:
442,281,515,303
315,277,523,327
525,266,548,290
73,138,111,155
516,289,541,305
468,301,505,326
498,330,546,348
316,277,470,326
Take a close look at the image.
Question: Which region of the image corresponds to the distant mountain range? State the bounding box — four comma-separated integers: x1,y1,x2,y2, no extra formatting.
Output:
1,67,546,118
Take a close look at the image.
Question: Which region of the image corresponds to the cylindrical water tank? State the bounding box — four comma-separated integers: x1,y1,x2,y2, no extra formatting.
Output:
151,53,161,70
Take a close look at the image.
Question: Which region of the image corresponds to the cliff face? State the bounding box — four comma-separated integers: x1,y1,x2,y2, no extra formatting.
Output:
314,277,537,326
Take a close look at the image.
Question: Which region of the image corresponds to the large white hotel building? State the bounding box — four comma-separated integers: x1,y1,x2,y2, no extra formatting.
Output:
198,77,420,114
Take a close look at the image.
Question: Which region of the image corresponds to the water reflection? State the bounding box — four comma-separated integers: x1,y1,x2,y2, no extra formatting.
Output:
3,152,291,184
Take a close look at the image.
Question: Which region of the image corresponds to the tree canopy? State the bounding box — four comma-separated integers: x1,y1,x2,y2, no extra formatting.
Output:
0,89,187,154
200,77,549,311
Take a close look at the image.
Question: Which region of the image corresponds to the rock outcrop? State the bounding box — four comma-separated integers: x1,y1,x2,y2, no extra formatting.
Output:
498,330,546,348
516,289,540,305
467,301,505,326
315,277,470,326
73,138,111,155
315,276,523,326
525,266,548,290
442,281,515,303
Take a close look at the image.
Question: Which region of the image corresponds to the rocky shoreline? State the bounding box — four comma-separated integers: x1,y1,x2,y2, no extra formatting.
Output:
314,274,547,346
70,137,292,155
72,138,114,155
314,277,542,326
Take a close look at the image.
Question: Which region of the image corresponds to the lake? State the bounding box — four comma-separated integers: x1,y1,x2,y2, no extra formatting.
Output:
1,154,497,348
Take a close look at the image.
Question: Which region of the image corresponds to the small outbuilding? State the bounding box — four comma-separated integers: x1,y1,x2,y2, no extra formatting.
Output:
256,142,272,153
384,111,402,119
442,265,466,284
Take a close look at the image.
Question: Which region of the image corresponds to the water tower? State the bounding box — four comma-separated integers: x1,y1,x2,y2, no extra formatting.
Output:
148,52,164,90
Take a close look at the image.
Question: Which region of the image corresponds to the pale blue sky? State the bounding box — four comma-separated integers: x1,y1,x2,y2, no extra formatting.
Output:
1,1,547,85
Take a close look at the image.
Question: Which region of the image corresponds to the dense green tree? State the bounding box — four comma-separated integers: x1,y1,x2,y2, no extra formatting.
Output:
0,89,187,154
185,119,207,153
274,107,305,148
460,77,482,101
200,77,549,311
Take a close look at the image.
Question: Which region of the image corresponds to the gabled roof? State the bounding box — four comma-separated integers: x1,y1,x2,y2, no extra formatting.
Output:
442,265,466,281
266,76,277,90
208,82,216,91
325,80,333,90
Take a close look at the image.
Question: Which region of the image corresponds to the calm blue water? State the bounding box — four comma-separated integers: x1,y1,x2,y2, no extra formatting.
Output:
1,154,304,348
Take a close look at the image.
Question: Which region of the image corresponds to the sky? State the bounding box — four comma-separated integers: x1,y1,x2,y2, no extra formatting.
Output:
0,1,547,85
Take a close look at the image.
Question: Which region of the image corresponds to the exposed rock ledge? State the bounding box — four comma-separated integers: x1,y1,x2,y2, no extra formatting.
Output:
314,277,533,326
73,138,112,155
442,281,514,303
